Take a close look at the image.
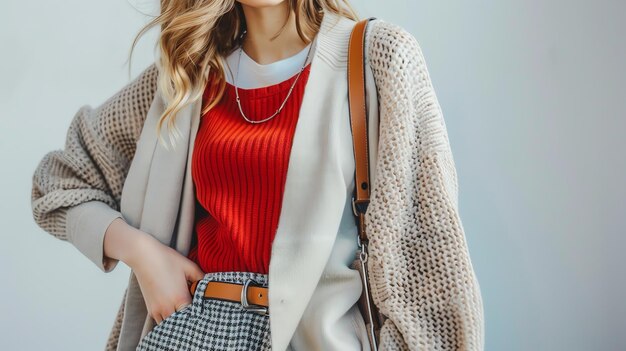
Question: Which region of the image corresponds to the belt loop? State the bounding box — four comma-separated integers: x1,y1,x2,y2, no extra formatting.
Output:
199,279,208,314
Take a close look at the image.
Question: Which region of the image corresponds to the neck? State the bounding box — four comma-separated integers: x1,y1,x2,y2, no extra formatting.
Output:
239,2,313,65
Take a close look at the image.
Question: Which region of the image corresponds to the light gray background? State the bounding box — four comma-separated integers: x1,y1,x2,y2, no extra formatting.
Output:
1,0,624,350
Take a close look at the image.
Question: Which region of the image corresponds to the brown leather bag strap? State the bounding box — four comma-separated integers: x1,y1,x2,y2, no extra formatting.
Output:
348,16,377,243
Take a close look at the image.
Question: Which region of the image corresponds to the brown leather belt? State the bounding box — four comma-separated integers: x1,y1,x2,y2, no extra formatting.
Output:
188,278,269,315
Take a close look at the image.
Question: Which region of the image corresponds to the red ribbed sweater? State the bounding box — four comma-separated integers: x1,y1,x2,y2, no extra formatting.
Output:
187,62,312,274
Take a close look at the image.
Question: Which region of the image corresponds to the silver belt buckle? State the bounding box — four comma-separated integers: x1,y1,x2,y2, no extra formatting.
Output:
241,278,269,316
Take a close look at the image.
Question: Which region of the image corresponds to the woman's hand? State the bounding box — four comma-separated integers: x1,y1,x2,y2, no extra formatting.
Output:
131,233,205,323
103,218,206,323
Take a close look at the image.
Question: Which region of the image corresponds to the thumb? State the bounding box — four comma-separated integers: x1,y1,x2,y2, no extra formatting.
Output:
184,260,206,283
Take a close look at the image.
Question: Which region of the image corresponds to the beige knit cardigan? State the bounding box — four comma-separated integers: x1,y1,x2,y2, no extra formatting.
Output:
31,13,484,351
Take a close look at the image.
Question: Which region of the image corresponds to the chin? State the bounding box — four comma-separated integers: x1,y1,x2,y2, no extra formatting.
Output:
236,0,286,8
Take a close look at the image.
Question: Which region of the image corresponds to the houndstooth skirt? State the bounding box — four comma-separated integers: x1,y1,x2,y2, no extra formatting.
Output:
136,271,272,351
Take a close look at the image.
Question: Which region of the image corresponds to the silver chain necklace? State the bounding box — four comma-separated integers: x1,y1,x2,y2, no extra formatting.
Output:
226,30,315,124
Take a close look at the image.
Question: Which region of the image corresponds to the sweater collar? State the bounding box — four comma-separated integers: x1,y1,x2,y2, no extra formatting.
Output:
315,10,357,70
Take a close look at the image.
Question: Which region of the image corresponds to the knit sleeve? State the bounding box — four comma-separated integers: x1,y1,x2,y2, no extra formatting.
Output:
30,63,159,273
365,20,485,350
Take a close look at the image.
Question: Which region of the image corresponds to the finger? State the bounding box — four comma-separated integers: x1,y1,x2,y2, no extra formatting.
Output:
159,307,177,321
175,302,192,312
185,261,206,282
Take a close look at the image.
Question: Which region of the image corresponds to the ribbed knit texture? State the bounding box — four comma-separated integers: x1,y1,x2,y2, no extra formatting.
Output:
187,63,312,274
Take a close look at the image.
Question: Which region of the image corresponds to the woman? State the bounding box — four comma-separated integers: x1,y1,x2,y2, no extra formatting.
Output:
30,0,484,350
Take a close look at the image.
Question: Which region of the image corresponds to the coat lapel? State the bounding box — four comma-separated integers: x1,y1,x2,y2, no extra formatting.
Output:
117,77,203,350
266,12,359,351
117,11,358,351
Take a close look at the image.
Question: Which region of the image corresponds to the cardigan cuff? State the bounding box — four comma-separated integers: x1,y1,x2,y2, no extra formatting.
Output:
66,200,123,273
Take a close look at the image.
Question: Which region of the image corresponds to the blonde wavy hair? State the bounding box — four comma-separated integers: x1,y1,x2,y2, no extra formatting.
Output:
127,0,358,150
